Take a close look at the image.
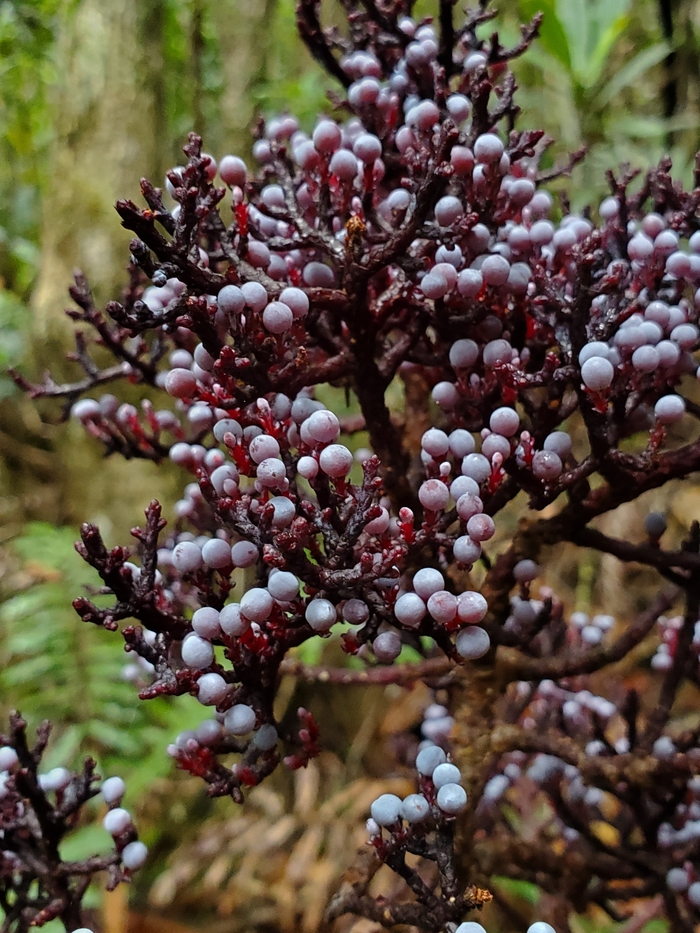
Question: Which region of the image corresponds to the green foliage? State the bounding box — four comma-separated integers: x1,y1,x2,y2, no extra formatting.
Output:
511,0,691,205
0,523,205,799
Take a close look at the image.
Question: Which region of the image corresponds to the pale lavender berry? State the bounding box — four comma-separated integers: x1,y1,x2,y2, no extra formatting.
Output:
103,808,132,835
329,149,358,180
407,100,440,131
231,540,259,568
450,145,474,175
466,514,495,542
456,924,486,933
418,479,450,511
530,220,555,246
462,453,490,483
165,369,196,398
432,381,460,409
213,418,242,442
432,763,461,788
581,356,614,390
666,867,690,892
219,155,247,187
101,776,126,804
481,254,510,286
420,271,449,299
122,841,148,871
172,541,203,573
456,493,483,522
474,133,503,163
365,506,390,535
394,592,426,628
201,538,230,570
416,745,447,775
446,93,470,122
453,536,482,564
425,762,457,793
0,747,18,772
268,571,299,602
252,724,278,750
532,450,563,480
628,234,654,261
455,625,490,659
449,339,479,369
482,338,512,367
371,793,403,826
457,591,488,623
307,409,340,443
513,559,540,582
225,704,257,735
413,568,445,600
481,434,510,460
257,458,287,488
631,345,659,372
306,598,337,632
182,635,214,670
434,196,463,227
654,229,679,257
319,444,353,477
644,512,667,537
449,429,475,458
427,590,458,624
192,607,222,639
489,407,519,437
654,395,685,424
373,631,402,662
527,925,556,933
401,794,431,822
457,268,483,298
240,588,274,622
543,431,572,457
313,120,342,153
688,882,700,906
421,428,449,458
217,284,246,316
196,672,229,705
279,287,309,319
239,281,267,312
262,301,293,334
303,261,336,288
507,262,532,294
297,455,319,479
353,133,382,163
220,604,250,636
671,323,698,349
249,434,281,464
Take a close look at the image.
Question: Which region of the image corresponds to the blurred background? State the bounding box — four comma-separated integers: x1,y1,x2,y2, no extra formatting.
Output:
1,1,699,931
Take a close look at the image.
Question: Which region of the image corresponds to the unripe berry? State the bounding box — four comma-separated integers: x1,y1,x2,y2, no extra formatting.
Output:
172,541,203,573
412,568,445,600
418,479,450,511
370,793,403,826
224,704,257,735
394,592,426,627
473,133,504,163
436,782,467,814
197,672,229,705
416,745,447,775
240,588,274,622
306,598,337,632
181,635,215,670
319,444,353,477
373,631,402,662
455,625,490,659
401,793,430,822
122,840,148,871
103,807,132,835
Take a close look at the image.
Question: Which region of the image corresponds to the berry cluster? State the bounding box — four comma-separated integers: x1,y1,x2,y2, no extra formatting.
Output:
0,714,144,932
13,0,700,929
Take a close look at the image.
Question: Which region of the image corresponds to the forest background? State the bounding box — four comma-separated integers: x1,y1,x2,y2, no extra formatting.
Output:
1,1,699,931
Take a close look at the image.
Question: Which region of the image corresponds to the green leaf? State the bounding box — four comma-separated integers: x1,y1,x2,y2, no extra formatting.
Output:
556,0,631,87
598,42,670,107
519,0,571,70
